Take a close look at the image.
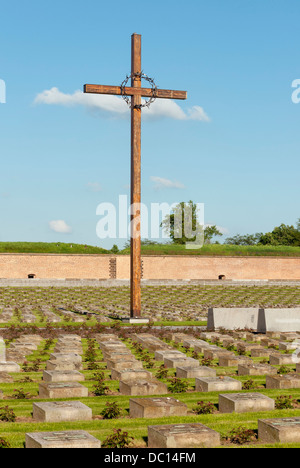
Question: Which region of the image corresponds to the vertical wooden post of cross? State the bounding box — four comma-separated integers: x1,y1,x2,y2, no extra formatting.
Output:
130,33,142,318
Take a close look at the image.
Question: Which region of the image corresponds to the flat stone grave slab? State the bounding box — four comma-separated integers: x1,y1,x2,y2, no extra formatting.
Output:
25,431,101,449
42,370,85,383
0,362,20,372
46,360,83,371
130,397,188,418
269,354,295,365
176,366,216,379
164,356,199,369
278,341,300,351
218,355,252,367
148,423,220,448
39,382,89,399
204,348,233,360
250,347,272,358
50,353,82,364
195,376,242,392
111,369,153,381
154,350,183,361
266,374,300,389
238,363,277,376
279,332,300,340
106,359,143,371
103,351,134,360
219,393,275,413
0,372,14,383
119,379,168,396
10,343,37,351
33,401,92,422
258,417,300,443
194,341,211,354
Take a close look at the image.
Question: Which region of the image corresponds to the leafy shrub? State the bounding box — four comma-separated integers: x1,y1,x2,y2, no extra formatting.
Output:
155,365,169,379
226,426,256,445
168,377,189,393
277,366,290,375
93,373,109,396
0,437,11,448
275,395,296,410
0,406,16,423
193,400,215,415
102,429,134,448
12,388,30,400
242,379,256,390
100,402,122,420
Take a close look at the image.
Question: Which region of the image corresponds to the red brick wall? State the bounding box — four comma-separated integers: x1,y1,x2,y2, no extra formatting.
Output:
0,254,299,280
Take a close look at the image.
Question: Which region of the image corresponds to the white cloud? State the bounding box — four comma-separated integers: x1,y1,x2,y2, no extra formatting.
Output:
34,87,211,122
49,220,72,234
87,182,102,192
151,176,185,190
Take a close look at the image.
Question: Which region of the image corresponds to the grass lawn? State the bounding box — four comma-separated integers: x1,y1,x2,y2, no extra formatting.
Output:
0,241,299,256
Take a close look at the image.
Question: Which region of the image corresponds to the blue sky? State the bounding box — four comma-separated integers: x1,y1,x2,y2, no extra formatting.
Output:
0,0,299,249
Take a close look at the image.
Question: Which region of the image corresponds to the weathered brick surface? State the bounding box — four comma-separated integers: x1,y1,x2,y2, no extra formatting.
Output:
0,254,299,280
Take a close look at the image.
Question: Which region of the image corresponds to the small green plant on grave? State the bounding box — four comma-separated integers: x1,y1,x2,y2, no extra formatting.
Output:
242,379,256,390
237,348,246,356
200,357,213,367
0,406,16,423
87,361,100,371
0,437,11,448
193,400,215,415
191,350,200,360
12,388,31,400
43,338,54,351
102,429,134,449
92,374,109,396
277,365,290,375
168,377,189,393
226,344,235,352
275,395,296,410
100,401,122,420
141,352,155,369
155,364,169,379
226,426,257,445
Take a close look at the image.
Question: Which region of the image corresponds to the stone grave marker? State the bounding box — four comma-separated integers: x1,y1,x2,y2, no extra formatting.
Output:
238,363,277,376
258,417,300,443
33,401,92,422
42,370,85,383
195,376,242,392
119,379,168,396
111,368,153,381
0,362,21,372
25,431,101,449
219,393,275,413
164,356,199,369
106,359,143,371
176,366,216,379
269,354,295,366
129,397,188,418
39,382,89,399
266,374,300,389
148,423,220,448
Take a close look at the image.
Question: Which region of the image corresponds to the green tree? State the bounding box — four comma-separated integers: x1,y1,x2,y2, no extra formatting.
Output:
259,223,300,246
225,233,263,246
161,201,222,245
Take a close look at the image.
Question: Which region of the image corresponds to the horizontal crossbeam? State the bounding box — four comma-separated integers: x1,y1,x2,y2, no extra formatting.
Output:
84,84,187,100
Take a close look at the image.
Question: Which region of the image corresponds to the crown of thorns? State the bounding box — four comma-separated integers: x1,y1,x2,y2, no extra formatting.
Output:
120,72,157,109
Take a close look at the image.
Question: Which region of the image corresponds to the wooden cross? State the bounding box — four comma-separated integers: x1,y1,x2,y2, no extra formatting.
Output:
84,33,187,319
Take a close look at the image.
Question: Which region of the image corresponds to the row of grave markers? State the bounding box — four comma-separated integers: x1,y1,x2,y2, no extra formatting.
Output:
1,331,300,447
